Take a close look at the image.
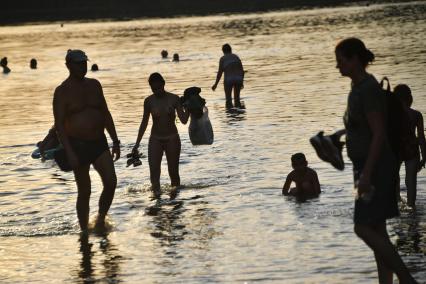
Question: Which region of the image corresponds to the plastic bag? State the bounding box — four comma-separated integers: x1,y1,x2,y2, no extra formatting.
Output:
189,106,214,145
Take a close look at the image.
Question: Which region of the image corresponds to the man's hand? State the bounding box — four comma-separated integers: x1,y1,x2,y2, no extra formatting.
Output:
211,83,217,91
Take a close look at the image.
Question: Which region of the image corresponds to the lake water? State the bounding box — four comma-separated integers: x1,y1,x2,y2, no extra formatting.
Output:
0,2,425,283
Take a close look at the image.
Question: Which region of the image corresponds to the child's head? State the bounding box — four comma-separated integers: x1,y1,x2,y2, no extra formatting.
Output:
394,84,413,107
291,153,308,171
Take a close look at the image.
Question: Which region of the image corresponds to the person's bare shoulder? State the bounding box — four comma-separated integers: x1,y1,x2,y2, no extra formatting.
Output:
85,77,102,89
307,167,318,178
287,170,296,180
413,109,423,121
54,81,68,99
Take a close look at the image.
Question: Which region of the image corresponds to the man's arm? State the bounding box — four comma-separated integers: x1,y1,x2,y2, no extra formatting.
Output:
53,87,79,169
282,172,294,195
96,80,120,161
212,58,223,91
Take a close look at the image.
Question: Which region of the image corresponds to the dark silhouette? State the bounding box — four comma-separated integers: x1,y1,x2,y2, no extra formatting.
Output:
91,63,99,71
132,73,189,199
30,58,37,69
394,84,426,208
1,57,11,74
282,153,321,200
212,44,245,108
335,37,417,283
53,49,120,233
161,50,168,59
172,53,179,62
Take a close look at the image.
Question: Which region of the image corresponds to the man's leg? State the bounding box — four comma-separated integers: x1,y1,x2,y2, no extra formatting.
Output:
73,164,91,231
224,83,233,108
93,150,117,225
234,83,242,108
405,158,418,207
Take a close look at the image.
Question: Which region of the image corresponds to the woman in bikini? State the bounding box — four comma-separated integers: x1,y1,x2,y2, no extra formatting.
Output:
212,44,245,109
133,73,189,198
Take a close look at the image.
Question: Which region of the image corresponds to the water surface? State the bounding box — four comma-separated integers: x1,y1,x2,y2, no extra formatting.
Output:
0,2,425,283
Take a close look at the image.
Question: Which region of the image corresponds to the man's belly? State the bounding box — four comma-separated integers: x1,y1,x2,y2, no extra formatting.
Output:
65,109,105,140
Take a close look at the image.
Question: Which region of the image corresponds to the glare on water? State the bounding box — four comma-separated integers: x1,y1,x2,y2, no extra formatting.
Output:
0,2,425,283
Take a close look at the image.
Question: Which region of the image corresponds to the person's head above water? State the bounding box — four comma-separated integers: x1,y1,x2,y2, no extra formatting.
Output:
172,53,179,62
335,38,375,78
148,72,166,95
394,84,413,107
91,63,99,71
0,57,8,67
65,49,89,80
291,152,308,171
30,58,37,69
161,50,168,59
222,43,232,54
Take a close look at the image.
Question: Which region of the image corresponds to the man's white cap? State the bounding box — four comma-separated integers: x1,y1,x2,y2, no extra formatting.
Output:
65,49,89,63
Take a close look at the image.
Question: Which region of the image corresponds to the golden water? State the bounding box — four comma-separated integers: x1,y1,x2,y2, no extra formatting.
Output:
0,2,425,283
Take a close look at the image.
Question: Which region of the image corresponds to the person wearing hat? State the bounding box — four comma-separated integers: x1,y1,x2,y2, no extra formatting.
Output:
53,49,121,233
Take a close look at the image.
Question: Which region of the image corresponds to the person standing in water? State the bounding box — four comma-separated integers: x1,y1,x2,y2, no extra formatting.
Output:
132,73,189,199
335,38,417,283
53,49,120,233
212,44,245,109
394,84,426,208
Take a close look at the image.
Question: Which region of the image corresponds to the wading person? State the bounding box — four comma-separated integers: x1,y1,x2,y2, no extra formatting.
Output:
394,84,426,208
212,44,245,109
53,49,120,233
132,73,189,199
335,38,417,283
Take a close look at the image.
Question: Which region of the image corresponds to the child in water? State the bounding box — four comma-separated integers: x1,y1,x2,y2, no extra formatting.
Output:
282,153,321,199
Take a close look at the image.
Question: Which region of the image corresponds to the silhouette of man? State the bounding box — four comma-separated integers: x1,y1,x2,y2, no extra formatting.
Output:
53,49,120,233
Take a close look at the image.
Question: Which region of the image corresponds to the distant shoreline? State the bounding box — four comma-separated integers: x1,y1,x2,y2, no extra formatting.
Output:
0,0,420,26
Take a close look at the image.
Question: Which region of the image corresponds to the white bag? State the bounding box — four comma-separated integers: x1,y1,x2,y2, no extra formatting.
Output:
189,106,214,145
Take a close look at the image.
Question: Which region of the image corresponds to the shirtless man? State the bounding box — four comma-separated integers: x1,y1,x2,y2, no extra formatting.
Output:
53,49,120,232
212,44,245,109
282,153,321,200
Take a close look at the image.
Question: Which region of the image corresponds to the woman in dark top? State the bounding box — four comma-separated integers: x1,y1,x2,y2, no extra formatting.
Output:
335,38,417,283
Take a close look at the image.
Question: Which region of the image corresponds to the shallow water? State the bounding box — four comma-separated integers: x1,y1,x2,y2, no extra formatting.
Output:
0,2,425,283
